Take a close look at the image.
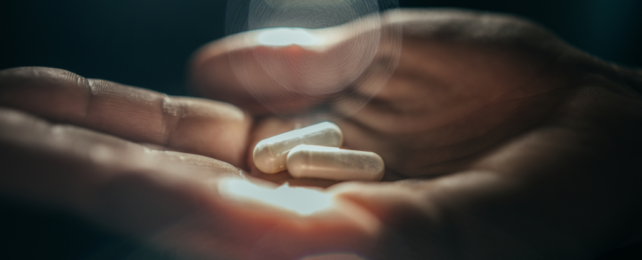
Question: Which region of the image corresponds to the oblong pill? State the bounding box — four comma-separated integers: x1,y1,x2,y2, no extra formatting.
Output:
287,145,385,181
253,122,343,174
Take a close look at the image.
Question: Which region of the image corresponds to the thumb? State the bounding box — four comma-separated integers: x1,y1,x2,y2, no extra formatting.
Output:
189,15,400,116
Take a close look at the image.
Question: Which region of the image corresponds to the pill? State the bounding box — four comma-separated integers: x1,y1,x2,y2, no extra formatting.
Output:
287,145,385,181
253,122,343,174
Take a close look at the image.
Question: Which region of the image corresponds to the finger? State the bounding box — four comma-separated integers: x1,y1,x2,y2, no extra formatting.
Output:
0,106,242,235
0,107,381,259
0,67,252,166
189,9,567,118
190,35,323,114
0,107,253,258
352,9,580,133
189,13,399,116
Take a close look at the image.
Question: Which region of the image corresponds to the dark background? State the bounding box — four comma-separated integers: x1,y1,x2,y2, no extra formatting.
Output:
1,0,641,96
1,0,641,259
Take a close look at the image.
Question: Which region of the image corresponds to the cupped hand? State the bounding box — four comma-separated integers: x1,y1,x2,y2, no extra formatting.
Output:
190,9,642,259
0,67,380,260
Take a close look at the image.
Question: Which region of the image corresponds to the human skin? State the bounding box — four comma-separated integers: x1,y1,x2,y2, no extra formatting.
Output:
0,66,381,259
0,8,641,260
191,9,642,260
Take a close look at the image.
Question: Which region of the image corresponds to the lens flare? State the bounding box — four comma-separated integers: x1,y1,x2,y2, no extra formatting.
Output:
226,0,401,117
257,28,323,47
218,179,334,215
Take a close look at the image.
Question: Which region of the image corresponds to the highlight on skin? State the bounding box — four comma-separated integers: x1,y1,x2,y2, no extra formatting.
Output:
256,28,323,47
218,178,334,215
224,0,401,116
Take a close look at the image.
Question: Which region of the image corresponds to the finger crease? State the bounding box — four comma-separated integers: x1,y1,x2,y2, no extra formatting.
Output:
161,96,184,147
81,78,96,123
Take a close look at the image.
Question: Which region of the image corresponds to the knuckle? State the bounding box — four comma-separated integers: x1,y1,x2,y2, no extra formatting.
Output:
160,95,185,146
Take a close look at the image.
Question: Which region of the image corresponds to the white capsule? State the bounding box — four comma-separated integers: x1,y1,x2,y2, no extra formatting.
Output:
253,122,343,174
287,145,385,181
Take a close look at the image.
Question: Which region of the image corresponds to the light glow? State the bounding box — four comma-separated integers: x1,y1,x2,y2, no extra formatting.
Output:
256,28,322,47
219,179,334,215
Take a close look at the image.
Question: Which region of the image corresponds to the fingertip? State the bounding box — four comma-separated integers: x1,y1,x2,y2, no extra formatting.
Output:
161,96,253,167
188,31,343,116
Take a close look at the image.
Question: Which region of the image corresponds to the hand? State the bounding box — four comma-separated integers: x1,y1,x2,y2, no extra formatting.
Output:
190,9,642,259
0,66,257,257
0,67,384,260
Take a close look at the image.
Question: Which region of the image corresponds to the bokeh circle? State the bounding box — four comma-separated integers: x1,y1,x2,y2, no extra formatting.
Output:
226,0,401,118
